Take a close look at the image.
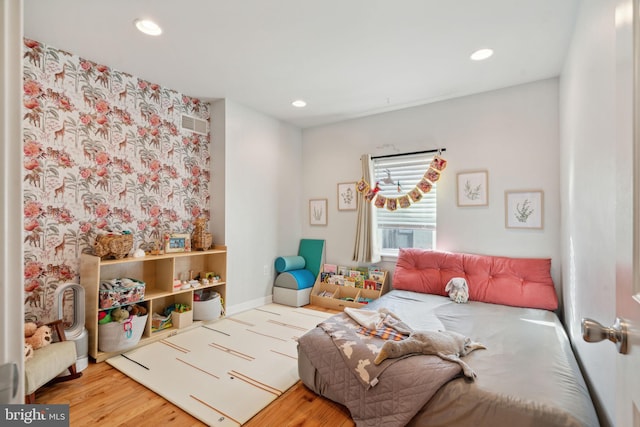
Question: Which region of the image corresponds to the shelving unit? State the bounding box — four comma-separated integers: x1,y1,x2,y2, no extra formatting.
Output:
80,246,227,362
309,269,388,310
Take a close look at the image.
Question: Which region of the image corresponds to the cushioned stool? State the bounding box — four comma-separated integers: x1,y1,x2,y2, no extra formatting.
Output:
273,239,325,307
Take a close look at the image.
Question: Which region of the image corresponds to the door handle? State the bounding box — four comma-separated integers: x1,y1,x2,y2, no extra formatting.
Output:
581,317,628,354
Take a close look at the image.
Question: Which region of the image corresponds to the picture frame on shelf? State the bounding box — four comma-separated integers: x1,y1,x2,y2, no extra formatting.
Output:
165,233,190,253
457,170,489,206
505,190,544,229
337,182,357,211
309,199,328,226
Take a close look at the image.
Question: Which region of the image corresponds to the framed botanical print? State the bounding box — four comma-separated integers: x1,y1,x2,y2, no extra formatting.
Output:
309,199,328,225
505,190,544,229
337,182,357,211
457,170,488,206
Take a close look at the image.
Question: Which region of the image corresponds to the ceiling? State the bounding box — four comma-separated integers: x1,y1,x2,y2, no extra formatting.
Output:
23,0,580,129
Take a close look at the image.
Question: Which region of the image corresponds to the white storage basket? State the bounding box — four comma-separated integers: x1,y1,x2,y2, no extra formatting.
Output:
98,314,147,353
193,293,221,321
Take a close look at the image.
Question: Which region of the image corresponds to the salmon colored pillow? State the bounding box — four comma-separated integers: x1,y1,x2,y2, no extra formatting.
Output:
393,249,558,311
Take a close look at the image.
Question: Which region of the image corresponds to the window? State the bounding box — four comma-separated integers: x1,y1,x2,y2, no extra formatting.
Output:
372,152,437,256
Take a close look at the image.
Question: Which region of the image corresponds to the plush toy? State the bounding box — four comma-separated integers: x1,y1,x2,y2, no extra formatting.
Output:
445,277,469,303
24,322,38,338
24,343,34,361
128,304,147,317
24,322,52,351
373,330,486,379
110,307,130,323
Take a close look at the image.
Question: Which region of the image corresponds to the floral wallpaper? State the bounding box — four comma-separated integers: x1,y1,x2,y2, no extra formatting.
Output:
22,39,211,322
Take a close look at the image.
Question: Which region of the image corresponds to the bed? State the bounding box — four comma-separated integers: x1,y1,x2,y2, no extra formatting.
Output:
297,249,600,427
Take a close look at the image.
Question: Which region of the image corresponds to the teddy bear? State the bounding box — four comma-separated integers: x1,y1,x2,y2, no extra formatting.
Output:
128,304,147,317
110,307,130,323
24,343,34,361
373,329,486,379
24,322,52,360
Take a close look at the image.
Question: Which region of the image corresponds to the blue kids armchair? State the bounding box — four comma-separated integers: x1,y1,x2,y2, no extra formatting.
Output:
272,239,325,307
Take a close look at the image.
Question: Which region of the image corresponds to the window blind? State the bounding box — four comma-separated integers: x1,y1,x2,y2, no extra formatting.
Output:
372,152,436,229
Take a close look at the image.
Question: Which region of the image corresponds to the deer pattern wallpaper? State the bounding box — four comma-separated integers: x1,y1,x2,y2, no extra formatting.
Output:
22,38,211,322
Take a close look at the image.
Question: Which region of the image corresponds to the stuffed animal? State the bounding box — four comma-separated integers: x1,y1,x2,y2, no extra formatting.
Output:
24,322,38,338
110,307,130,323
373,329,485,379
445,277,469,303
24,343,34,361
24,322,52,351
128,304,147,317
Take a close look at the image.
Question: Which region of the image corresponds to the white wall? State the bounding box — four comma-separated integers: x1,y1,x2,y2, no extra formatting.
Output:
221,99,303,313
302,79,562,290
559,1,616,425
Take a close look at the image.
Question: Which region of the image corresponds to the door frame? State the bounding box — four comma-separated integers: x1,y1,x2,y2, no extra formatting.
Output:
0,0,25,403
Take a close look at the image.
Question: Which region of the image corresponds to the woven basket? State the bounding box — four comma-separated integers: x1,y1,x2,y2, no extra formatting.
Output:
191,217,212,250
94,234,134,259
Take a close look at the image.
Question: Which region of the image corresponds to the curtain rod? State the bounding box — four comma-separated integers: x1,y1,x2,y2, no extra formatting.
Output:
371,148,446,160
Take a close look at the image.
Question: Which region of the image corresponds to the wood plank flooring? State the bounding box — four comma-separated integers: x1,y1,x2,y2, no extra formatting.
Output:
35,305,355,427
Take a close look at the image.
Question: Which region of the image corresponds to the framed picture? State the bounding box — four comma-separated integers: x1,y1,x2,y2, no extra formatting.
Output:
165,233,190,253
337,182,357,211
309,199,328,225
457,170,488,206
505,190,544,229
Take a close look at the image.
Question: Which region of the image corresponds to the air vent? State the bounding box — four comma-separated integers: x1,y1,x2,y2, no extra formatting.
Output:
181,114,208,135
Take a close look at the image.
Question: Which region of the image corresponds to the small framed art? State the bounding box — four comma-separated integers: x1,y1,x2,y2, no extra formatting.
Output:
309,199,328,226
337,182,357,211
457,170,488,206
165,233,190,253
505,190,543,229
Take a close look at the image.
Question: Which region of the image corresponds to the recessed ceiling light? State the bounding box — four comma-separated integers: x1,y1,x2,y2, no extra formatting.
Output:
134,19,162,36
470,48,494,61
292,100,307,108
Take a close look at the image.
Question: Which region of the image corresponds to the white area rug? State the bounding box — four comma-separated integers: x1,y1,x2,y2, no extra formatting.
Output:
106,304,332,426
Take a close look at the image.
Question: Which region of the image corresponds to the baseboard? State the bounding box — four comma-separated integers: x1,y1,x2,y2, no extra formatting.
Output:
226,294,273,316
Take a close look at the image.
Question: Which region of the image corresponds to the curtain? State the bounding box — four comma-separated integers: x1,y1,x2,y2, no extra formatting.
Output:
353,154,381,263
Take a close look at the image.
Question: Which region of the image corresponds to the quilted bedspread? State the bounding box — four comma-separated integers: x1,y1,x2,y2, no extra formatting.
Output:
298,314,462,427
299,291,600,427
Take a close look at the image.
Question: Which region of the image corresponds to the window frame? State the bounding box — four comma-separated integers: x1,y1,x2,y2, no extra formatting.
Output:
372,152,438,257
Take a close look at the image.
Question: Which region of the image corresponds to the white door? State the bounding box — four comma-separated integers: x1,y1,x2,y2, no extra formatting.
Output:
585,1,640,425
615,0,640,425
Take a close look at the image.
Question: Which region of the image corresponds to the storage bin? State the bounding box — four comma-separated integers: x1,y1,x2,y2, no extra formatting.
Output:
171,310,193,329
193,291,221,321
99,278,145,309
98,314,147,353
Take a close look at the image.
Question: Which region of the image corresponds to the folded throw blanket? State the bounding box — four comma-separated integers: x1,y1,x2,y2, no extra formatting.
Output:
344,307,413,335
319,312,413,388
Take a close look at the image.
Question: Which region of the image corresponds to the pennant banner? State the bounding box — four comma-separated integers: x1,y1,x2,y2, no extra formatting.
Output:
357,155,447,210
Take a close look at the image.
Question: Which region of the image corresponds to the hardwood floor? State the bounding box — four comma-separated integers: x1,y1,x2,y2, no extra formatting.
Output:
35,305,355,427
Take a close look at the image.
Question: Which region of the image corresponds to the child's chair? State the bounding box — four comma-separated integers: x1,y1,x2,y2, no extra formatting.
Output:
273,239,325,307
24,319,82,403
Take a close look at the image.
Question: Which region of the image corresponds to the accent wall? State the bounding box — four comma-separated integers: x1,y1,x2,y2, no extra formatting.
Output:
22,39,211,322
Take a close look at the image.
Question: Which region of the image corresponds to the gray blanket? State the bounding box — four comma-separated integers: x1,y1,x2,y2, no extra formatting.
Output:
298,290,600,427
301,313,463,427
318,311,412,388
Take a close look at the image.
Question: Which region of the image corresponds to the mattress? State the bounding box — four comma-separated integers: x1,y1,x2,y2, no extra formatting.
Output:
298,290,600,427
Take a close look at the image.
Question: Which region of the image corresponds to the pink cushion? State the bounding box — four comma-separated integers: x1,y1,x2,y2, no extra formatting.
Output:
393,249,558,310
